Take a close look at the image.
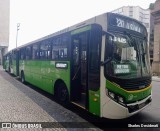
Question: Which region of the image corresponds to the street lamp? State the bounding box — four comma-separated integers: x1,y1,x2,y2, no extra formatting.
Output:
16,23,20,48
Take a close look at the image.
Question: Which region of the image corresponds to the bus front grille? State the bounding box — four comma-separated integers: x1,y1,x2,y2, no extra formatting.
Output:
111,77,151,91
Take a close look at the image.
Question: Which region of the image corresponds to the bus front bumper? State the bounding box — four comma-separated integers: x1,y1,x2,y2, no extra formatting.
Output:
102,95,152,119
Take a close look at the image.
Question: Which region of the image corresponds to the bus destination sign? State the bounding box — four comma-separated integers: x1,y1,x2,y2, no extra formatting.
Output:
114,64,130,74
116,18,141,33
108,13,146,35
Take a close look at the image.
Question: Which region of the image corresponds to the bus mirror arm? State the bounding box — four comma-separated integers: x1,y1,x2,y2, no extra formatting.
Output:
101,57,113,66
103,31,114,38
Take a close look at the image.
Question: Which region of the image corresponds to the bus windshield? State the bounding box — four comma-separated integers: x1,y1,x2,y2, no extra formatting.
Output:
105,33,151,79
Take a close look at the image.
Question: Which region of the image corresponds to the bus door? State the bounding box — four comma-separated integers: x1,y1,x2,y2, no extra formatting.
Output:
71,31,89,109
12,50,19,76
16,50,19,76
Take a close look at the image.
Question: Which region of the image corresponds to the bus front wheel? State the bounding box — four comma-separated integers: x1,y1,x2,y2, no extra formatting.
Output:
57,83,69,104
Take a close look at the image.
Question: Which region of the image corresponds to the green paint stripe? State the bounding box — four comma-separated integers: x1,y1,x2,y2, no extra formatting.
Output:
89,89,100,116
71,25,91,35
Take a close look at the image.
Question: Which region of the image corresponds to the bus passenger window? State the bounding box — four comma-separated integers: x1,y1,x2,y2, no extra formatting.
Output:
52,35,69,60
40,51,44,58
73,43,79,65
20,48,26,60
32,44,39,59
64,48,67,57
26,46,32,60
40,41,51,59
59,48,68,58
59,49,64,58
52,49,59,59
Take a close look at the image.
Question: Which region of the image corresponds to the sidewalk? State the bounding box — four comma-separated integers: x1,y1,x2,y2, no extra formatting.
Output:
0,66,101,130
0,67,64,131
152,76,160,82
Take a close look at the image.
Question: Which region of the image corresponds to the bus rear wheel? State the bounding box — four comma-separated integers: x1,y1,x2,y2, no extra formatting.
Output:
57,83,69,104
21,72,25,83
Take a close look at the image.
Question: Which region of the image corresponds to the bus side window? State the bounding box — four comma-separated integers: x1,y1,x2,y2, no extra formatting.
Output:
52,38,61,59
47,40,52,59
52,49,59,59
26,46,32,60
20,48,26,60
32,44,39,60
40,41,51,60
60,35,69,58
52,35,69,60
12,50,16,60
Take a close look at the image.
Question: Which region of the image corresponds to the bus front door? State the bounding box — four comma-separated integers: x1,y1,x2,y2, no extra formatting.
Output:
71,32,89,109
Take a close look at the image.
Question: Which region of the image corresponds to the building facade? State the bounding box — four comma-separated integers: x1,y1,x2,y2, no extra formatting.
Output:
0,0,10,65
149,14,154,66
152,0,160,75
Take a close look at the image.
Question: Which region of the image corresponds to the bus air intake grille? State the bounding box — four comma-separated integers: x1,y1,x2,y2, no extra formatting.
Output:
111,77,151,91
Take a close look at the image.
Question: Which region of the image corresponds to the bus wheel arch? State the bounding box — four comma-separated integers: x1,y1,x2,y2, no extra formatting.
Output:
54,79,69,104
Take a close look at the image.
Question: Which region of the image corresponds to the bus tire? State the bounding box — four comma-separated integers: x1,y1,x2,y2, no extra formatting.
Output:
57,83,69,104
9,67,11,73
21,71,25,84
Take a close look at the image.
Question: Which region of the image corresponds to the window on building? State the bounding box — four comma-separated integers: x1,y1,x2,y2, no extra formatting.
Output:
129,7,133,11
144,14,149,19
145,23,149,28
129,7,133,17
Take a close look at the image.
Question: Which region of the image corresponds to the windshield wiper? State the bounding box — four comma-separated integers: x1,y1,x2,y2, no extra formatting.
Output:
124,31,140,53
124,31,135,46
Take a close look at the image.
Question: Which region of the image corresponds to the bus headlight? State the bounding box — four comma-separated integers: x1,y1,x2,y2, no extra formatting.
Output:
118,96,124,103
108,91,115,99
107,89,126,106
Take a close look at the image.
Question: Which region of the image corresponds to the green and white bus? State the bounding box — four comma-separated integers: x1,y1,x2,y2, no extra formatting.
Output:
4,12,152,119
3,51,13,73
3,49,19,75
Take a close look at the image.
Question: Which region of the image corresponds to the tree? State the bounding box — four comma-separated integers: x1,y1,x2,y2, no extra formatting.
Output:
149,3,155,10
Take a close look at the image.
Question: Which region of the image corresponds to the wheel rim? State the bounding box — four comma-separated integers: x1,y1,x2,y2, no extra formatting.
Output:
60,88,67,101
58,85,69,102
22,77,24,83
21,73,24,83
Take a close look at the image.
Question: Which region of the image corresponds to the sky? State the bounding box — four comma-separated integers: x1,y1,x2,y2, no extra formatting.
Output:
9,0,156,50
